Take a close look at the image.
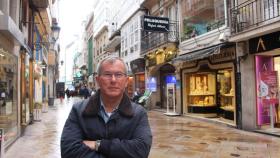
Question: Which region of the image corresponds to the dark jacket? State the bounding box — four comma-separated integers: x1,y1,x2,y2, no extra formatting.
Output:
61,90,153,158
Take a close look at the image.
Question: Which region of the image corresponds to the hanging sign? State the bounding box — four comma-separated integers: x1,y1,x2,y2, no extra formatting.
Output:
143,15,169,32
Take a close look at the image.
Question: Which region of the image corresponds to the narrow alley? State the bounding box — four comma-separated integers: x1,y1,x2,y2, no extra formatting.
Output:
5,97,280,158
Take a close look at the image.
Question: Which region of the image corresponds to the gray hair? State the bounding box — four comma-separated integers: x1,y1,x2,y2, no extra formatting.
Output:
96,56,128,75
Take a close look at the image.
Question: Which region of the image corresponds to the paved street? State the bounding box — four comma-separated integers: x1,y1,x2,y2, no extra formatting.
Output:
5,97,280,158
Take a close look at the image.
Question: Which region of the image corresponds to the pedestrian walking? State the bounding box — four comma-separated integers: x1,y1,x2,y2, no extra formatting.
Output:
61,57,152,158
83,85,90,99
65,88,70,98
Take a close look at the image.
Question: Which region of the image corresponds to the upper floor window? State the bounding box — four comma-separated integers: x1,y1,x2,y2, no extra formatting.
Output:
181,0,225,41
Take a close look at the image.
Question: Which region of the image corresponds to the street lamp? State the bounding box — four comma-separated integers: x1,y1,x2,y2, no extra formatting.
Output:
48,22,61,106
51,23,61,42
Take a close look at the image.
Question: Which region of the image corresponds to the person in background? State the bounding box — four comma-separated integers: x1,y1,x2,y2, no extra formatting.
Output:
0,91,6,106
132,88,141,103
65,88,70,98
83,85,90,99
61,56,152,158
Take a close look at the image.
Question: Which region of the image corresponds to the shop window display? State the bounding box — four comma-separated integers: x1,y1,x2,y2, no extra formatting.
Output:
217,69,235,121
0,48,18,146
186,72,217,117
135,74,145,93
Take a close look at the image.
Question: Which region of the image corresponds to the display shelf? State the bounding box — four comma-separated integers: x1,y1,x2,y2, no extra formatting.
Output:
189,93,215,96
220,106,234,112
189,104,216,107
221,94,234,97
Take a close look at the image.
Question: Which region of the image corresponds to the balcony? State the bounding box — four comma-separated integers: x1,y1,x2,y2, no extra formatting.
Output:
182,0,214,18
140,20,179,55
230,0,280,34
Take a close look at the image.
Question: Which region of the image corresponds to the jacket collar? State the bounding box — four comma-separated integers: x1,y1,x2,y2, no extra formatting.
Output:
82,90,134,117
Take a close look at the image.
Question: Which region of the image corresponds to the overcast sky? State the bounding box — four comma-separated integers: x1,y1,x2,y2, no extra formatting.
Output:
59,0,95,47
58,0,95,82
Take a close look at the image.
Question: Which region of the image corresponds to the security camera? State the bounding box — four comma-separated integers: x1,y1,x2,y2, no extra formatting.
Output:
219,32,228,42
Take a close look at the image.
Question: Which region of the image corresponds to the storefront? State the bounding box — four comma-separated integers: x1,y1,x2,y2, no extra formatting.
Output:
130,58,146,98
0,46,19,146
145,45,177,109
179,45,237,126
249,31,280,130
20,50,31,126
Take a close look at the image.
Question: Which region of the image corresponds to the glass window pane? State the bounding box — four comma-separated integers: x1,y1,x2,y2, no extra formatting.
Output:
181,0,225,40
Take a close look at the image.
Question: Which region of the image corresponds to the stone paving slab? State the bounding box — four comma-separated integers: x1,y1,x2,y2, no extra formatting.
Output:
5,97,280,158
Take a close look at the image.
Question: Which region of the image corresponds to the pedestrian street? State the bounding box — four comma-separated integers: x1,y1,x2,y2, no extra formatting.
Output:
5,97,280,158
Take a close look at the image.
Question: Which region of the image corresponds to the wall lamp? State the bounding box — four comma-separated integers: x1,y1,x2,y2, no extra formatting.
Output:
51,22,61,42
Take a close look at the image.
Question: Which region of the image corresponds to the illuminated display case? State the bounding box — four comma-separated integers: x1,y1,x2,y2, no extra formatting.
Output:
217,69,235,120
187,72,217,117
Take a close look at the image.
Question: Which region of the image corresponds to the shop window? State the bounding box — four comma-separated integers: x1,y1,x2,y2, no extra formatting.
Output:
0,48,19,146
217,69,235,121
185,72,217,117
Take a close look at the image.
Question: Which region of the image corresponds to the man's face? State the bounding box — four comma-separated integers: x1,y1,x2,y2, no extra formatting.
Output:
96,60,128,98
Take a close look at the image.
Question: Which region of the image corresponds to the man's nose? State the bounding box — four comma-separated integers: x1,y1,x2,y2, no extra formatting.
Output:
111,74,117,81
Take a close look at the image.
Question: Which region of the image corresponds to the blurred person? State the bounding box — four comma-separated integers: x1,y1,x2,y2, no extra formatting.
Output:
132,88,141,102
61,57,152,158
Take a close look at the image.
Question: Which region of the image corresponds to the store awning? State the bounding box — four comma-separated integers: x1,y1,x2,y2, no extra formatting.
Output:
173,44,225,62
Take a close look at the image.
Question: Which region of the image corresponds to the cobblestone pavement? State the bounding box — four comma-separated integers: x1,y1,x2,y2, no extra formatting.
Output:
5,97,280,158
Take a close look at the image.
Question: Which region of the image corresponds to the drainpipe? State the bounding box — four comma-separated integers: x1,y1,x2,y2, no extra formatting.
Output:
235,42,248,129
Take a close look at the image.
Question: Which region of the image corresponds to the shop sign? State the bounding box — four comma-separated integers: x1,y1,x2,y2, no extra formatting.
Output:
166,75,176,84
182,60,197,68
209,47,235,63
147,77,157,92
249,31,280,54
143,15,169,32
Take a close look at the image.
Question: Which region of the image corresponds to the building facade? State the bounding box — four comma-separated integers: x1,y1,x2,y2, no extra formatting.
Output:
0,0,60,149
229,0,280,131
140,0,179,110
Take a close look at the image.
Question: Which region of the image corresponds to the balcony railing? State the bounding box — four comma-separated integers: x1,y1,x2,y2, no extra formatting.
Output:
140,20,179,55
230,0,280,34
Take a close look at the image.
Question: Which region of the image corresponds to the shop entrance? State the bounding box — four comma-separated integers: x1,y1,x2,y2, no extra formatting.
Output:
159,64,176,109
216,69,236,124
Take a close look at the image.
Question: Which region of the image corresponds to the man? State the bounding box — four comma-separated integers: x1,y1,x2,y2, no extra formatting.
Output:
61,57,152,158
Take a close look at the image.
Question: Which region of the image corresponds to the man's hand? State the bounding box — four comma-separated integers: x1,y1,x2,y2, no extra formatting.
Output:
83,140,96,150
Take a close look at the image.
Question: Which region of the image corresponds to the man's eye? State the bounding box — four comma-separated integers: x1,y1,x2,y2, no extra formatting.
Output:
115,73,123,78
104,74,112,77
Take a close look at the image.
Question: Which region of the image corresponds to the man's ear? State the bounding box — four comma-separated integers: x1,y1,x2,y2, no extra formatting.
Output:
95,76,100,87
125,76,129,87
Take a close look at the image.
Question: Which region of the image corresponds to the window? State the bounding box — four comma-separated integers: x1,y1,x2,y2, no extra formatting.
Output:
125,50,128,56
134,44,138,52
181,0,225,41
135,30,138,42
264,0,280,20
